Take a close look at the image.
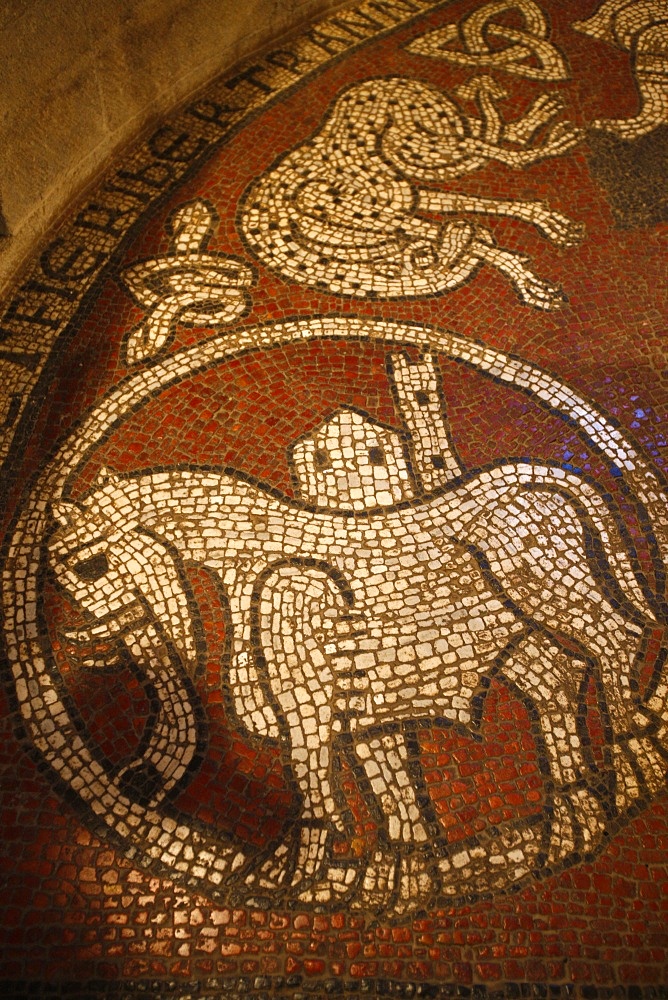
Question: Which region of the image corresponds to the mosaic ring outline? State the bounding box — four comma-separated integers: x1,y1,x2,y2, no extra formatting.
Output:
4,315,668,908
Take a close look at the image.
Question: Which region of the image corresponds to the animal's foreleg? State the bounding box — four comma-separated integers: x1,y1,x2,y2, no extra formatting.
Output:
417,190,585,248
355,733,428,845
235,706,354,905
257,564,370,903
237,683,353,904
271,653,343,833
352,733,435,915
591,24,668,139
282,703,364,905
290,727,338,825
116,622,201,805
463,120,583,166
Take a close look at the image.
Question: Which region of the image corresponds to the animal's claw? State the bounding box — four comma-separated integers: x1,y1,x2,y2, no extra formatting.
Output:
591,116,664,140
515,273,566,311
612,734,668,812
349,847,436,919
534,93,564,116
436,821,541,900
504,94,566,145
295,864,360,905
521,201,584,248
544,122,585,156
388,850,437,919
540,211,586,248
350,848,398,912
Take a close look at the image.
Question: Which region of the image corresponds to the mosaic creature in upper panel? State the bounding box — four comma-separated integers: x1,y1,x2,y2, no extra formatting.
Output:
47,351,668,917
240,76,584,309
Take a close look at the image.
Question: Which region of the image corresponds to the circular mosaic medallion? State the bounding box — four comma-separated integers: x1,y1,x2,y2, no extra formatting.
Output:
5,315,668,917
1,0,668,977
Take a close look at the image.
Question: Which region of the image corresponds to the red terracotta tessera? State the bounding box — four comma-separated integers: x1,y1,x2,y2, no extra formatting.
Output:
1,1,668,996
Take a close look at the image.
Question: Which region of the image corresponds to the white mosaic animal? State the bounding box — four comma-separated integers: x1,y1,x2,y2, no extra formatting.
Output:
48,452,668,914
241,76,584,309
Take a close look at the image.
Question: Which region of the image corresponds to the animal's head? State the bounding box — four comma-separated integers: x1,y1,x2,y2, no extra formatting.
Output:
378,78,470,180
319,78,466,171
379,77,508,181
47,469,197,671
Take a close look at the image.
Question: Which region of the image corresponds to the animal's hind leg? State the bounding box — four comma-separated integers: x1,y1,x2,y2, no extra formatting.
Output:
593,620,668,813
469,482,668,816
500,631,607,865
435,632,607,900
351,731,436,916
467,229,566,310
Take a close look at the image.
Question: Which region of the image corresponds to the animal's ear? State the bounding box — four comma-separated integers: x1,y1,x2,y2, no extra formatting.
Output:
94,466,119,488
51,501,80,528
93,465,120,489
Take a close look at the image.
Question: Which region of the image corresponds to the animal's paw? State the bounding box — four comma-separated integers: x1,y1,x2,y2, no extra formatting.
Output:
513,271,567,311
349,847,436,918
504,94,565,145
479,242,568,310
389,849,436,919
231,838,295,906
546,120,585,154
612,734,668,812
536,208,586,248
232,825,334,906
351,848,398,913
295,864,360,906
529,93,565,123
437,821,541,900
546,790,607,866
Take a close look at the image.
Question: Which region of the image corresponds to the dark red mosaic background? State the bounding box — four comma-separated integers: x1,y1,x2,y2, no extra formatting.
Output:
1,0,668,992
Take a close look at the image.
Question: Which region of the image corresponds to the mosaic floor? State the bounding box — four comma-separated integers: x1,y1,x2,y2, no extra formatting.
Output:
1,0,668,995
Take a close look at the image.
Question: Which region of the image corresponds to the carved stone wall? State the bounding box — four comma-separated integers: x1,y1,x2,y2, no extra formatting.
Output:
0,0,347,293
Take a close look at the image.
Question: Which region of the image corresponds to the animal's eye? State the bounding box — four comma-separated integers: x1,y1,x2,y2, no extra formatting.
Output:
72,552,109,581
